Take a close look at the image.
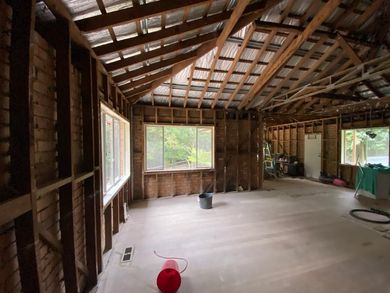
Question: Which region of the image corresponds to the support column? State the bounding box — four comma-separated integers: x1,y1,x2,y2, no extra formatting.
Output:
9,1,42,292
56,16,79,293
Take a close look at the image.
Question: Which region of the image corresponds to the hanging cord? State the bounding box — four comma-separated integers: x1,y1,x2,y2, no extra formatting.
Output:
153,250,189,274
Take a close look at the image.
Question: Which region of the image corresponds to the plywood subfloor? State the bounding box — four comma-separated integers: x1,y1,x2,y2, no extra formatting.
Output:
96,178,390,293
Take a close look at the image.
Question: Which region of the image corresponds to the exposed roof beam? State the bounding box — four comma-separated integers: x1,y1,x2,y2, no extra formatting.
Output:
261,54,390,111
224,30,277,108
197,0,252,108
93,1,271,56
105,32,218,72
210,23,255,108
260,36,327,108
120,68,172,92
113,49,199,83
241,0,343,109
75,0,208,32
350,0,384,31
255,20,374,47
126,0,280,103
184,63,196,107
337,34,384,98
237,32,297,109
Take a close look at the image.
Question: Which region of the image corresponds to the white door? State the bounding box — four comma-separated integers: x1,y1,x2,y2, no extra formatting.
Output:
304,133,321,179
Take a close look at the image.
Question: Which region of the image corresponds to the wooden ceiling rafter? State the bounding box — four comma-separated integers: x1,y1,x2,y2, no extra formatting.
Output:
261,36,327,108
196,0,252,108
93,1,270,57
238,31,298,109
288,42,340,90
242,0,343,110
224,29,277,109
210,23,256,108
337,34,384,98
105,32,218,72
75,0,209,32
261,53,390,111
349,0,384,31
125,0,288,103
184,63,196,107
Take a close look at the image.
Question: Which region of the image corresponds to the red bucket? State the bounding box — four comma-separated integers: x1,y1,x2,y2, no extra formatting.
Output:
156,259,181,293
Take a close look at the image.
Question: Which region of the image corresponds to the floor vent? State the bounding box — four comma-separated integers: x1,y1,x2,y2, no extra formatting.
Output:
121,246,134,263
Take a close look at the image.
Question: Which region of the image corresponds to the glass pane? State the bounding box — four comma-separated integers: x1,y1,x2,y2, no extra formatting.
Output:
197,127,212,168
164,126,196,170
146,126,163,170
104,114,114,191
342,127,389,166
114,119,120,181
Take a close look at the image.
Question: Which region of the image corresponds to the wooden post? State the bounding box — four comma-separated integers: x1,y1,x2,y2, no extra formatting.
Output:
104,205,112,252
213,111,217,193
223,111,227,193
236,111,239,191
113,196,119,233
91,57,103,273
56,16,79,293
9,1,42,292
79,49,98,287
258,112,264,189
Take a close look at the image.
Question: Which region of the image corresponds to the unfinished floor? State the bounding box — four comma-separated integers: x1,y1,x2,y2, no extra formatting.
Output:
96,179,390,293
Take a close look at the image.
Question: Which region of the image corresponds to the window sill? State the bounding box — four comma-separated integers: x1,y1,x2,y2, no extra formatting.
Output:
103,176,129,208
144,168,215,175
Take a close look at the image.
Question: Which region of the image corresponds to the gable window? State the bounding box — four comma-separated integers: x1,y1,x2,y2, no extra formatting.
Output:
101,103,130,194
341,127,389,166
145,125,214,171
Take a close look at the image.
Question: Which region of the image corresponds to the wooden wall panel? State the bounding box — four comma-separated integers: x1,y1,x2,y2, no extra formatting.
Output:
132,106,262,199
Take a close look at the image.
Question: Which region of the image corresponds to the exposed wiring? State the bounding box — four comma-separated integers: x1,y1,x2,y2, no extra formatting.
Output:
153,250,188,274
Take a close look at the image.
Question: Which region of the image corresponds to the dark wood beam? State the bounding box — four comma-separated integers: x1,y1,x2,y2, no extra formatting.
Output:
127,0,281,102
255,20,375,47
93,1,274,56
79,49,98,288
91,58,103,273
105,32,218,72
56,16,79,293
242,0,343,109
114,50,199,83
76,0,208,32
9,1,42,292
120,68,172,92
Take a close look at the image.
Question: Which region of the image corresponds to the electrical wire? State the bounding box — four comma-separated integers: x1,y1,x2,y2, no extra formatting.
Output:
153,250,189,274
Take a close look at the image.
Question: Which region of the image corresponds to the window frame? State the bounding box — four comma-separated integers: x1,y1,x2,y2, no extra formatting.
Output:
144,123,215,172
340,126,390,166
101,103,130,198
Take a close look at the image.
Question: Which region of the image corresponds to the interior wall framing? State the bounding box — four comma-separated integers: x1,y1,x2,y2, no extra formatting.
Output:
132,105,263,200
265,110,390,187
0,1,131,292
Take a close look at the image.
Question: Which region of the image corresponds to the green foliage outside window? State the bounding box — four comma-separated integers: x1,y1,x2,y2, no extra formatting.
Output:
342,127,389,166
146,125,213,171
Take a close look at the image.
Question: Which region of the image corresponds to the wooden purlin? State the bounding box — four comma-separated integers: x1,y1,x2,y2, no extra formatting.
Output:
238,32,297,109
126,0,281,103
93,1,271,57
261,36,327,106
197,0,252,108
224,30,277,109
261,54,390,111
76,0,208,32
349,0,384,31
242,0,343,110
184,63,196,107
210,23,256,108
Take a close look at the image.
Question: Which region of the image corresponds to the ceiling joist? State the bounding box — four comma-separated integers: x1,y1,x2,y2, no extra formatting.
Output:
76,0,209,32
242,0,343,109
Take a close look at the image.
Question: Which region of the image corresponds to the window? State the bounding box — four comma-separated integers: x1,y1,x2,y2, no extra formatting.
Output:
145,125,214,171
101,104,130,194
341,127,389,166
